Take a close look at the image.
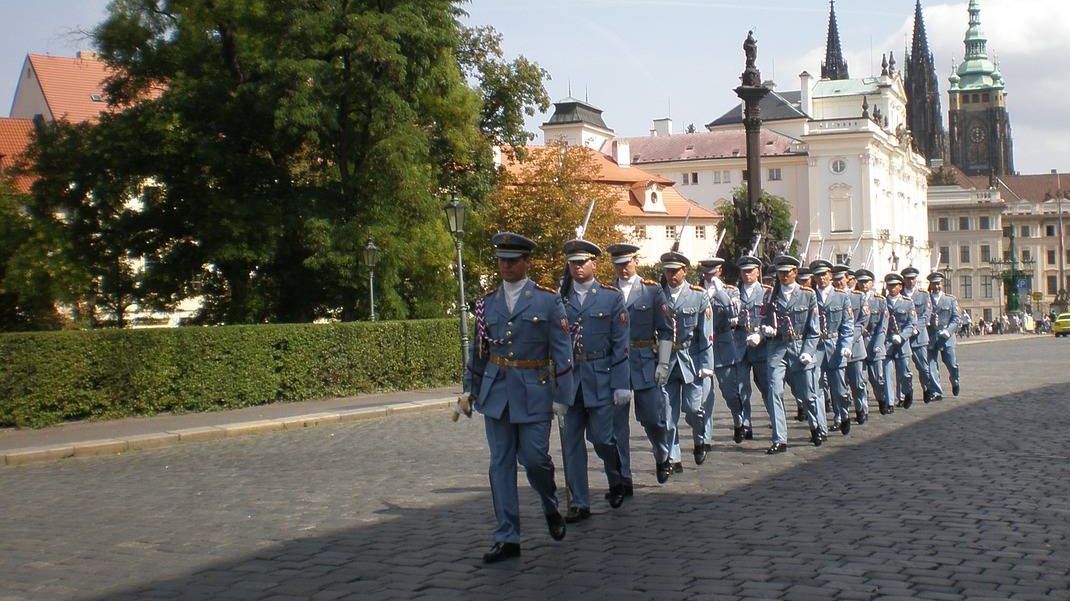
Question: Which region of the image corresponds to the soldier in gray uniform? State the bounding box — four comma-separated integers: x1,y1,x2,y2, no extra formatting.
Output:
559,239,631,523
464,232,573,563
734,255,769,442
656,251,714,469
901,266,938,403
855,269,889,415
925,272,962,398
607,243,675,485
883,272,918,410
761,254,822,453
699,258,746,444
810,259,854,436
793,265,814,422
834,265,869,425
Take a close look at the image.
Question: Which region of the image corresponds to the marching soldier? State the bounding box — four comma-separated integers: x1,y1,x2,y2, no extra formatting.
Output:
560,239,631,524
883,272,917,411
761,255,822,453
834,264,870,425
810,259,853,436
926,272,962,398
464,232,573,563
794,265,814,422
734,255,771,441
607,243,675,485
657,251,714,469
901,266,939,402
854,269,889,415
699,258,747,444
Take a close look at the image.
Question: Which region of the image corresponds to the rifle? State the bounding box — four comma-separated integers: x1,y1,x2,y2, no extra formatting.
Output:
784,220,798,254
845,234,863,266
711,228,727,256
801,234,812,262
817,233,825,263
560,200,597,300
661,207,692,288
749,233,762,257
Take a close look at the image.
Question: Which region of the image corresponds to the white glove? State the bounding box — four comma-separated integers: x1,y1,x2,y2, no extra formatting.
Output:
939,329,950,339
761,325,777,338
655,363,671,386
553,402,569,417
613,389,632,406
891,334,903,345
746,332,762,347
800,353,814,366
729,317,739,327
842,347,852,360
699,369,715,379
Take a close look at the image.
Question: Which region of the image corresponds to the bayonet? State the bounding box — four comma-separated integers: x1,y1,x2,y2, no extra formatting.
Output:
711,228,727,256
785,220,798,251
671,206,692,253
749,233,762,257
576,199,596,240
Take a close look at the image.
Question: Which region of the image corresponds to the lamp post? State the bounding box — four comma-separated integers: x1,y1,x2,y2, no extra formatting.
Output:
363,239,381,321
443,194,470,369
1053,169,1067,309
988,224,1034,317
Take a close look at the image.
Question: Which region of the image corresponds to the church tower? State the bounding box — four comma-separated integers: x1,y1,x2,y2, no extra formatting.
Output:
904,0,947,165
947,0,1014,176
820,0,849,80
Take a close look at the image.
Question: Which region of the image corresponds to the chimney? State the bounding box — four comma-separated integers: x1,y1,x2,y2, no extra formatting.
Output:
613,139,631,168
799,71,813,116
76,50,99,61
652,117,672,137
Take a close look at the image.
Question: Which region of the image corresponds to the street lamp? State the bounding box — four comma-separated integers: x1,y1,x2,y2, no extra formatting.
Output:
988,224,1034,317
363,239,381,321
443,194,470,369
1052,169,1066,308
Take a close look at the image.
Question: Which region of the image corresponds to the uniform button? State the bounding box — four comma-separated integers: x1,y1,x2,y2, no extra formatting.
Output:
508,352,515,358
507,321,513,326
506,331,512,337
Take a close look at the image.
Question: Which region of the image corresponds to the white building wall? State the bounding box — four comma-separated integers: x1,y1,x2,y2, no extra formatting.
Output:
9,58,50,120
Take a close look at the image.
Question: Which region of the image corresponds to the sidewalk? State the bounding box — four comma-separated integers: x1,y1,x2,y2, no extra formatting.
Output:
0,333,1040,467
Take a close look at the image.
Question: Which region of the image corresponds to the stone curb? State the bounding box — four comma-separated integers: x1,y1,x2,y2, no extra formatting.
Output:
1,397,455,468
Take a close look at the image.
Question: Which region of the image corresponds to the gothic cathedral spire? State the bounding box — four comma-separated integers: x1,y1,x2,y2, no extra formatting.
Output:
905,0,947,164
821,0,849,80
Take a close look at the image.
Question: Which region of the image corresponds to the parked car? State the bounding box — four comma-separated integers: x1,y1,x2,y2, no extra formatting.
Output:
1054,313,1070,337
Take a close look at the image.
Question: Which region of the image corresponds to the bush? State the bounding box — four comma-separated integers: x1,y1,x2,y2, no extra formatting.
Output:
0,319,466,428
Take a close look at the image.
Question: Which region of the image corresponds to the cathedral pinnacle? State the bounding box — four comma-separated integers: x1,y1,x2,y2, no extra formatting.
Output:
821,0,849,80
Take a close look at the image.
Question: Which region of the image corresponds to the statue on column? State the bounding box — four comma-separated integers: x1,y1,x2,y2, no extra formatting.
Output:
741,31,761,87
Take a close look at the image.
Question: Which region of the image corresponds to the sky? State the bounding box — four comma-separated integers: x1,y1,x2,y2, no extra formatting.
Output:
2,0,1066,174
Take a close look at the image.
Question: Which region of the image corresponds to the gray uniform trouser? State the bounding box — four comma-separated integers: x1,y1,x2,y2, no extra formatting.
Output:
485,414,558,544
846,358,869,415
667,376,706,462
629,385,671,465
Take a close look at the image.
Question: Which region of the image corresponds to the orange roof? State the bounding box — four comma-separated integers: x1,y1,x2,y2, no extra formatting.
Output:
501,145,718,221
26,54,112,123
0,118,35,192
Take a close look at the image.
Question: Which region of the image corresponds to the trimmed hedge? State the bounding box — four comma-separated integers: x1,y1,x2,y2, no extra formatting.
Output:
0,319,465,428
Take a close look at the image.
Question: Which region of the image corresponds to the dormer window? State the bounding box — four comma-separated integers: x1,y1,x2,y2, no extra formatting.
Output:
90,94,103,102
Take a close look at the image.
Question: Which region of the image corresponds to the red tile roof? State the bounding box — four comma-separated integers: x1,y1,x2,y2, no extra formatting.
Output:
616,129,800,164
961,172,1067,203
26,53,112,123
0,117,35,192
501,145,719,221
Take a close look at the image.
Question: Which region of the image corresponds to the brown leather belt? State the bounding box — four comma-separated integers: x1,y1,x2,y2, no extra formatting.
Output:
630,339,657,348
673,342,690,350
489,355,551,370
574,350,607,361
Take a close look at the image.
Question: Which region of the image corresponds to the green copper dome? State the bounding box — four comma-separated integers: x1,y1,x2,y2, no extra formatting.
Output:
954,0,1003,90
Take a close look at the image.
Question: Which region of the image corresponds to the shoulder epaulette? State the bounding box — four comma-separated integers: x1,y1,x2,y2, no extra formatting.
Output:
800,285,814,291
689,284,705,292
534,283,558,294
873,294,885,299
762,284,773,290
480,287,498,300
642,278,659,286
851,290,863,294
601,284,621,292
724,284,737,289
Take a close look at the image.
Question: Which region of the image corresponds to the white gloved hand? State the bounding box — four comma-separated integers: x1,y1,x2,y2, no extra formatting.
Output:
553,402,569,417
842,347,852,360
939,329,950,339
891,334,903,345
655,363,671,386
699,368,715,379
799,353,815,366
729,317,739,327
613,389,632,406
746,332,762,347
761,325,777,338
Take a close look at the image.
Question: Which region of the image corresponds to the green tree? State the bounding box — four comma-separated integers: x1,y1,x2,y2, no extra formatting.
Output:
0,178,67,330
717,183,796,278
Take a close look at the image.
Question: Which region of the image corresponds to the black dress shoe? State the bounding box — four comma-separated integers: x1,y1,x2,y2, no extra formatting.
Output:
903,391,914,409
694,443,709,465
623,481,633,497
840,418,850,436
857,411,868,425
923,390,932,404
563,507,590,524
546,511,567,539
879,405,889,415
483,542,521,563
744,426,754,440
606,485,625,509
733,426,744,444
672,462,683,474
766,443,787,454
931,393,943,402
810,429,824,447
952,381,960,396
887,405,895,414
795,406,806,422
656,462,671,484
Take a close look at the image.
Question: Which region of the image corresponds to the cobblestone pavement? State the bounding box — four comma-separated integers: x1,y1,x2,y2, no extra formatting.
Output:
2,337,1069,601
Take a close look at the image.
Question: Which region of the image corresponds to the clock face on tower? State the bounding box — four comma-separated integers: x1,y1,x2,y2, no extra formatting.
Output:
970,126,986,144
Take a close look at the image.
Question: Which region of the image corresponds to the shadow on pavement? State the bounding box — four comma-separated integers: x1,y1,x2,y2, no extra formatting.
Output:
70,383,1070,601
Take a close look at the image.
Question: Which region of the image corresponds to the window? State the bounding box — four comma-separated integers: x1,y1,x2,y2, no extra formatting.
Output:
938,217,950,232
712,171,721,184
1023,249,1032,262
666,225,677,239
979,216,991,230
982,276,994,299
681,174,689,186
690,172,699,185
963,95,970,104
960,245,971,263
635,225,647,239
835,253,849,265
959,216,970,230
1021,226,1031,238
1046,224,1057,237
972,93,980,103
983,308,993,321
722,170,730,184
1003,249,1011,261
1048,250,1057,265
742,170,749,180
1048,275,1059,294
695,225,706,240
982,93,990,102
830,159,847,174
768,168,782,181
960,275,973,299
939,246,950,263
1002,226,1012,238
981,244,992,262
